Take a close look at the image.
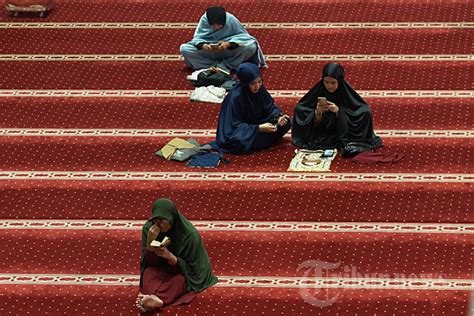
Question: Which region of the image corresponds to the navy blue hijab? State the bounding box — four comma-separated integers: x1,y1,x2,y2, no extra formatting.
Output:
213,63,281,154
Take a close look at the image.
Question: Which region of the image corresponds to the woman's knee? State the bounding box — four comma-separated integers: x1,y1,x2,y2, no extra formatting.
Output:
179,44,197,57
241,43,257,58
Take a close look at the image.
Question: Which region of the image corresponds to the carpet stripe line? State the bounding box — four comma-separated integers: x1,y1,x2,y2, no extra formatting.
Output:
1,220,472,234
1,54,472,62
0,90,472,98
0,172,472,183
0,22,472,29
0,129,472,139
0,274,471,290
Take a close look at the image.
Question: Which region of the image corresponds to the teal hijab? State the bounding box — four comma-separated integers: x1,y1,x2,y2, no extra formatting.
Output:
140,198,218,292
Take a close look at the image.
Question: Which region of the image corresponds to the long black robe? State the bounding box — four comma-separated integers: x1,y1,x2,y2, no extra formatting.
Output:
291,63,382,156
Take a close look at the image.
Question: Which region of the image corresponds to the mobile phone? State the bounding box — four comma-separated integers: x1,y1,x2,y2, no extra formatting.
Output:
320,149,334,158
318,97,327,103
210,43,220,48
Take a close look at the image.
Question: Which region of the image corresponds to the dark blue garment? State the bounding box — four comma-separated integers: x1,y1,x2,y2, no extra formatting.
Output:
212,63,283,154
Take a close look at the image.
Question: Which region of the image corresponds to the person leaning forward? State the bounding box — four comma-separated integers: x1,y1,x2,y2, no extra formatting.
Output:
136,198,217,313
179,6,267,72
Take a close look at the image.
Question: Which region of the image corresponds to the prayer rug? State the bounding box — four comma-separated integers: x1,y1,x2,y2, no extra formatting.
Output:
288,149,337,172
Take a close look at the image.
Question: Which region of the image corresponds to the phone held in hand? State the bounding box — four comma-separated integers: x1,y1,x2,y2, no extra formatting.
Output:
210,43,220,49
317,97,327,104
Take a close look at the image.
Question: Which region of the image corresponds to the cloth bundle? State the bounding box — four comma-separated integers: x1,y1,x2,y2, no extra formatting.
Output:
194,70,232,88
352,151,404,164
5,0,54,15
156,138,213,161
190,86,227,103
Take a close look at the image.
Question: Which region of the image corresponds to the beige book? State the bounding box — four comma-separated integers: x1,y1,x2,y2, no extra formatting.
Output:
150,236,171,248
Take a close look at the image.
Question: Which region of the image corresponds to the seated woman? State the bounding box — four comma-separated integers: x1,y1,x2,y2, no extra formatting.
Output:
179,6,266,72
211,63,291,154
292,63,383,156
136,198,217,313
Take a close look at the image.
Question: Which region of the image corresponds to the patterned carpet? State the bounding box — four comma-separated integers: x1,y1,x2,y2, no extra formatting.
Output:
0,0,472,315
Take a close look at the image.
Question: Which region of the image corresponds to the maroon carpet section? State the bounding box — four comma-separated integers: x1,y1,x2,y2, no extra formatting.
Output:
1,1,471,22
0,229,471,278
1,285,138,315
2,285,469,315
0,136,472,173
0,97,472,130
0,61,471,90
2,28,471,55
1,0,472,313
0,181,470,223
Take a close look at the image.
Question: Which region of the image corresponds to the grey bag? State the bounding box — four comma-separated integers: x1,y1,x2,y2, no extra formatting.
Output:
155,138,213,162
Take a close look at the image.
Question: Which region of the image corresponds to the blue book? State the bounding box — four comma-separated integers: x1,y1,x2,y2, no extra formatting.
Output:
187,152,222,168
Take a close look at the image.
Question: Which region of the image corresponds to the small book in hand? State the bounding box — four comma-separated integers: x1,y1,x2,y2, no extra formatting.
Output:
150,236,170,247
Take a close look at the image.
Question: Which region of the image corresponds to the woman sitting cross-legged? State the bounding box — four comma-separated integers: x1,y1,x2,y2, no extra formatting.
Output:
211,62,291,154
292,63,383,157
136,198,217,313
179,6,266,72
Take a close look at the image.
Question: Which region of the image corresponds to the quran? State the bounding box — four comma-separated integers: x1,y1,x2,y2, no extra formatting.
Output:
288,149,337,172
150,236,171,248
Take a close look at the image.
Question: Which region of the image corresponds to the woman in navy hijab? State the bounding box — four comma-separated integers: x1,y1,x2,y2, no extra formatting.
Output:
212,63,291,154
292,63,382,156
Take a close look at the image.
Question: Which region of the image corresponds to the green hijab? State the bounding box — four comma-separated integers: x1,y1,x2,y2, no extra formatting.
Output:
140,198,218,292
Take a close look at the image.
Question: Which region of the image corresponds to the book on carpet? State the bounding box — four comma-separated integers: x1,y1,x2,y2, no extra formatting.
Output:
150,236,170,248
187,152,222,168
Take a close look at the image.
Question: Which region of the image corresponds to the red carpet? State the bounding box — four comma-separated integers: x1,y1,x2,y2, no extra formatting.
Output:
2,28,472,55
0,97,473,129
0,0,472,315
0,61,471,90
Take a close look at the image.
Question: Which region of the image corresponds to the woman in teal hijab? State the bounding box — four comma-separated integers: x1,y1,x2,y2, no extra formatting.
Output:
179,6,267,71
136,198,217,313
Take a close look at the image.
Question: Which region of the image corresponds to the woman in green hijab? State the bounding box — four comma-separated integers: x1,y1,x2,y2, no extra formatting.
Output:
135,198,218,313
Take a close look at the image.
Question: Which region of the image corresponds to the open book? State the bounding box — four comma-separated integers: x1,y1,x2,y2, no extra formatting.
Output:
150,236,171,248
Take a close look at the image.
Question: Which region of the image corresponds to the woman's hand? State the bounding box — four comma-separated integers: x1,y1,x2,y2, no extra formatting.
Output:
259,122,278,133
147,224,160,242
316,101,330,113
277,115,290,127
327,101,339,113
202,44,213,51
146,224,160,251
218,41,231,50
154,247,178,265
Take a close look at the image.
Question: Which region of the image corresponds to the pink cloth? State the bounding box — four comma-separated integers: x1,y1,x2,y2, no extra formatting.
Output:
352,151,404,164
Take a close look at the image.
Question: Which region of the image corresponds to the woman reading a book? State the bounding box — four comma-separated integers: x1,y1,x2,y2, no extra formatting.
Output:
180,6,266,71
211,62,291,154
291,63,383,156
136,198,217,313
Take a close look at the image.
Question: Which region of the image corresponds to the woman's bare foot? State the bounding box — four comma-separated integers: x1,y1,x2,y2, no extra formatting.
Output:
135,293,164,313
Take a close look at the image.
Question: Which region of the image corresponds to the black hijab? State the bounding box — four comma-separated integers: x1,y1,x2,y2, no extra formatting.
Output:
292,63,382,155
206,6,226,26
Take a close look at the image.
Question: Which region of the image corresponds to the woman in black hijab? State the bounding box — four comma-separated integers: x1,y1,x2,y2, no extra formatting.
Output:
291,63,382,156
